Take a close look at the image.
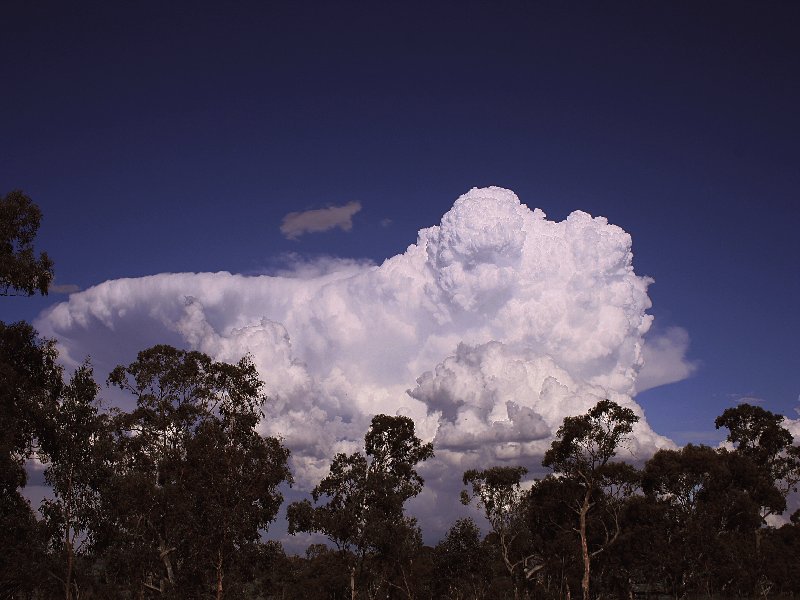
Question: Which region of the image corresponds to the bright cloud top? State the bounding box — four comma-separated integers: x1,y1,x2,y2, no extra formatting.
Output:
280,201,362,239
37,187,685,496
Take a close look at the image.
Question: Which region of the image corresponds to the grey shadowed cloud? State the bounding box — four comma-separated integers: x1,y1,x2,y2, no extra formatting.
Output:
280,201,362,240
50,283,81,294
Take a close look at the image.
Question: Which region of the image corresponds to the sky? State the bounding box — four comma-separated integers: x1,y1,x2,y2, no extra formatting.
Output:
2,1,799,544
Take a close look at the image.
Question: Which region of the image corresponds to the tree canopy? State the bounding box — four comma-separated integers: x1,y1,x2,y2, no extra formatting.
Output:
0,190,53,296
287,414,433,599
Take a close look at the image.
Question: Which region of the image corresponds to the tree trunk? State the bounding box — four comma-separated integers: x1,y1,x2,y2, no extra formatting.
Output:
501,534,520,600
351,566,356,600
64,485,73,600
65,531,73,600
580,488,591,600
216,550,224,600
158,539,176,588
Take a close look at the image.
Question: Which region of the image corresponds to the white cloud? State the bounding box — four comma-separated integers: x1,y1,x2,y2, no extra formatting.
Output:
35,186,686,544
280,201,362,239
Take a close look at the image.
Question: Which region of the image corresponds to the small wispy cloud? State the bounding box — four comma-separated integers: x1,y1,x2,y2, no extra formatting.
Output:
730,393,765,405
280,201,362,240
50,283,81,294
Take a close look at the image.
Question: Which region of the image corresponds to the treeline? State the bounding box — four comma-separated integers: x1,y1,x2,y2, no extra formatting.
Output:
3,191,800,599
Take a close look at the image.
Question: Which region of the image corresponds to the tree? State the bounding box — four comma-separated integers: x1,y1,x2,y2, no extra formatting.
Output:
0,321,61,491
179,404,292,599
641,443,774,597
715,403,800,518
542,399,638,600
287,414,433,600
461,466,534,599
0,192,58,597
0,321,62,595
0,189,53,296
433,518,491,600
39,361,111,600
0,490,48,598
100,345,292,598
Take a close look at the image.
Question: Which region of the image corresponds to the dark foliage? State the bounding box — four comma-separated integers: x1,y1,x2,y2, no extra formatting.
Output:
0,190,53,297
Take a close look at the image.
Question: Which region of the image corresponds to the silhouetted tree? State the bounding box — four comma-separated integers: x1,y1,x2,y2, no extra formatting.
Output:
0,189,53,296
99,345,291,598
179,400,292,598
0,191,59,597
0,321,62,596
287,414,433,599
461,466,533,599
524,475,584,599
39,362,111,600
542,399,638,600
716,403,800,521
433,517,491,599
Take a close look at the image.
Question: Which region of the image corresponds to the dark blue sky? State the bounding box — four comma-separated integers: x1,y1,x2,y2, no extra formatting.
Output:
2,0,799,441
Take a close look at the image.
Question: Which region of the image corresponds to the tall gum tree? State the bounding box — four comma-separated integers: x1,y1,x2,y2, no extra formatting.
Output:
0,190,59,596
715,403,800,522
542,399,638,600
287,414,433,600
460,466,534,599
103,345,292,598
39,362,110,600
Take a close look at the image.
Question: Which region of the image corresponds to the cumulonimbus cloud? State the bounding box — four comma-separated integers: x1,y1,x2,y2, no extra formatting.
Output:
280,201,362,239
36,187,691,543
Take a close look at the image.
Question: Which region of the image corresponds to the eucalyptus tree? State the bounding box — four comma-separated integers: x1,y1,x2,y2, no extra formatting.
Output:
0,190,59,596
715,403,800,522
640,437,791,598
287,414,433,600
39,361,111,600
542,399,638,600
101,345,292,598
461,466,534,599
524,475,585,599
433,518,491,600
0,322,61,596
0,189,53,296
180,392,292,599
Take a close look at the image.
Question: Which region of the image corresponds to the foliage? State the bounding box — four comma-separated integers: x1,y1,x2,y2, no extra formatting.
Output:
716,403,800,516
97,345,292,598
0,321,62,598
287,414,433,598
0,321,62,488
542,399,638,483
0,190,53,296
542,399,639,600
433,518,491,599
38,362,109,600
461,466,533,598
0,193,60,598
